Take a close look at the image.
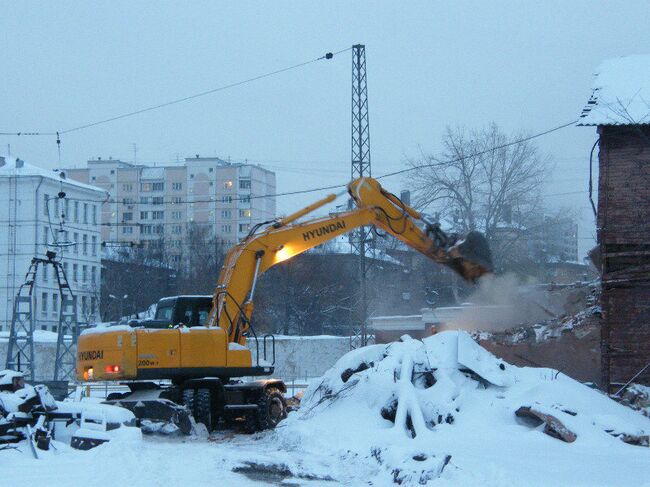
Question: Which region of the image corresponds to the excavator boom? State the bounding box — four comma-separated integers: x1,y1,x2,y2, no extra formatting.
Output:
209,177,492,344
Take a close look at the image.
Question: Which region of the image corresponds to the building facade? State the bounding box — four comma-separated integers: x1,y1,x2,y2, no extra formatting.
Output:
66,156,276,267
579,55,650,391
0,157,107,332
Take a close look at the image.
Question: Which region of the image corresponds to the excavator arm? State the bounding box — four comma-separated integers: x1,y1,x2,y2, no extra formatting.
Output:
207,177,492,344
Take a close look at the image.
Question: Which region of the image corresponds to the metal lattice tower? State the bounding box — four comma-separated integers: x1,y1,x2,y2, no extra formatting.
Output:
5,261,38,380
5,254,80,381
53,259,78,381
349,44,373,348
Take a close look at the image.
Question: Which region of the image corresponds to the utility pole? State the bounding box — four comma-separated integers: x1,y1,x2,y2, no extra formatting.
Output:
349,44,372,348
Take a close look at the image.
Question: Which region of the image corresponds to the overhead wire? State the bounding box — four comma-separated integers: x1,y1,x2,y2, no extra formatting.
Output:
0,48,349,139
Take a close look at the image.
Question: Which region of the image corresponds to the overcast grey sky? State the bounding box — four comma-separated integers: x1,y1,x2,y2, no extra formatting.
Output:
2,1,650,257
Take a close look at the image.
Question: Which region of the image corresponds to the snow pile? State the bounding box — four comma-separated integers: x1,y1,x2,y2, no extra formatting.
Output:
274,331,650,486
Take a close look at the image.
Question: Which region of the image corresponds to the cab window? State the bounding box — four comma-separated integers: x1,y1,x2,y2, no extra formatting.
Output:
155,304,173,321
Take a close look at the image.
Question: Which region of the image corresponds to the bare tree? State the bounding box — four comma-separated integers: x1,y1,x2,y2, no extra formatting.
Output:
407,124,548,271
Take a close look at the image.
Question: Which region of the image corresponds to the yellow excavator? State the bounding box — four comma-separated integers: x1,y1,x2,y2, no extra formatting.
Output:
76,177,492,433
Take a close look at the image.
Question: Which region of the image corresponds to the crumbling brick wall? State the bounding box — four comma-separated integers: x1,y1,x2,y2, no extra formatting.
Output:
597,125,650,392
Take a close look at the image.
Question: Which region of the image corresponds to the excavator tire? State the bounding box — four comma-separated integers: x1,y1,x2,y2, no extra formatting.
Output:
181,389,195,415
245,387,287,432
194,389,214,432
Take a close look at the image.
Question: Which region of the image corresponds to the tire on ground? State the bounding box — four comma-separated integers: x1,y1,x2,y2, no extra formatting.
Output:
246,387,287,432
195,388,214,431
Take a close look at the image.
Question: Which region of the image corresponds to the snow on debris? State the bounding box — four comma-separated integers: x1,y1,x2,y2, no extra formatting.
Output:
272,331,650,486
578,54,650,126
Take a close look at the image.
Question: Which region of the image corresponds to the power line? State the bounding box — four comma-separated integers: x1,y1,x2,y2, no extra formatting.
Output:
0,47,349,138
376,120,579,180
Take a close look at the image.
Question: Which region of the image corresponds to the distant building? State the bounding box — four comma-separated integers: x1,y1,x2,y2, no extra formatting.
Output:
65,156,276,267
0,157,107,332
578,55,650,391
527,215,579,264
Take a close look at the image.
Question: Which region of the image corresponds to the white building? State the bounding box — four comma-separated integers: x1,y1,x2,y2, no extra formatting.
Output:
66,156,276,267
0,157,108,332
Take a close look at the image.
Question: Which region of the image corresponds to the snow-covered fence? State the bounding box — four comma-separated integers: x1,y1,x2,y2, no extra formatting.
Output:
0,333,350,385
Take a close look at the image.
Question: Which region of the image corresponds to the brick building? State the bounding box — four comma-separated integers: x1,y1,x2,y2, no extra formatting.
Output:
578,55,650,391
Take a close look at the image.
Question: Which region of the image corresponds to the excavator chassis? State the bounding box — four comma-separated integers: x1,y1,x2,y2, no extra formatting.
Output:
105,378,287,435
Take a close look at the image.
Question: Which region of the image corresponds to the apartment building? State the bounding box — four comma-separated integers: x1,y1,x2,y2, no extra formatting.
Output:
66,156,276,266
0,157,106,332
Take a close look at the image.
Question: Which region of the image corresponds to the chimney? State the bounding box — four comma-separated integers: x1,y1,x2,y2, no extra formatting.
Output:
15,158,24,168
0,156,5,168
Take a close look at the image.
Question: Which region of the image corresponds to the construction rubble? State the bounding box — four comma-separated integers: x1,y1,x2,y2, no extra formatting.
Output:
271,331,650,485
0,370,140,457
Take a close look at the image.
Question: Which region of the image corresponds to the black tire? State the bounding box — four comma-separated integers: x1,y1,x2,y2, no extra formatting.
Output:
246,387,287,432
194,388,214,432
106,392,128,401
181,389,195,415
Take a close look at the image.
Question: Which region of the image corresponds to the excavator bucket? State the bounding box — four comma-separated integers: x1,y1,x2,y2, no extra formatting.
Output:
447,231,493,282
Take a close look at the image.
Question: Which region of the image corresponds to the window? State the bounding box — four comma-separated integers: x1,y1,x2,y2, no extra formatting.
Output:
239,223,250,232
42,264,48,282
73,232,79,253
92,205,97,225
221,224,232,233
140,196,150,204
43,194,49,216
91,297,97,315
172,182,183,191
172,197,182,204
221,210,231,219
122,226,133,235
140,211,149,220
223,180,233,190
74,201,79,223
240,195,251,204
122,197,135,205
141,225,152,235
172,211,181,220
92,235,97,255
83,234,88,255
222,196,233,204
153,225,163,234
123,212,133,222
63,262,69,277
82,203,88,224
152,196,164,205
81,296,88,316
209,167,214,173
73,264,78,282
91,266,96,285
43,226,49,246
110,170,115,175
239,209,251,218
52,293,58,313
140,182,164,192
41,293,48,314
82,265,87,283
64,198,69,219
152,211,164,220
239,179,251,190
122,183,133,192
171,225,182,235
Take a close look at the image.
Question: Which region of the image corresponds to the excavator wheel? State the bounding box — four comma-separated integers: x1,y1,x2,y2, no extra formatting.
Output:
194,389,215,432
245,387,287,432
182,389,195,415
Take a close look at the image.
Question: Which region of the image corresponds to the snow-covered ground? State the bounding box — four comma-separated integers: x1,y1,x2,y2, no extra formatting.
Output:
5,332,650,486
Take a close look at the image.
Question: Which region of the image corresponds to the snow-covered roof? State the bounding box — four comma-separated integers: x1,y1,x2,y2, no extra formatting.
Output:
0,157,108,193
578,54,650,126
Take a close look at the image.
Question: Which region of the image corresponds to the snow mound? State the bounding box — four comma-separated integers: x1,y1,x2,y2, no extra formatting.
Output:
276,331,650,486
